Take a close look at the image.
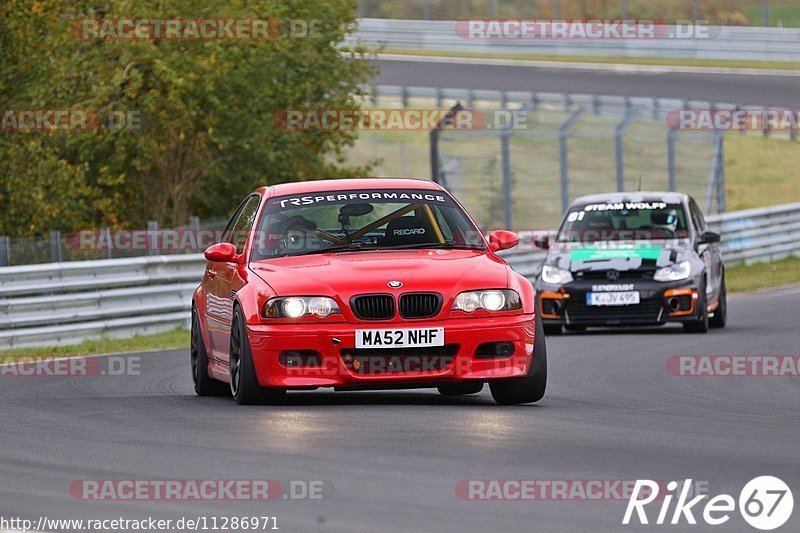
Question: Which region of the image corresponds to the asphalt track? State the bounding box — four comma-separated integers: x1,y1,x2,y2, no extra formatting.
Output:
2,287,799,532
374,58,800,107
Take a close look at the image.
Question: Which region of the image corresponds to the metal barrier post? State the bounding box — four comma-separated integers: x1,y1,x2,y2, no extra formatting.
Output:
102,228,113,259
148,220,159,256
0,236,10,266
559,106,588,213
667,129,677,192
615,106,637,192
501,127,512,229
49,230,62,263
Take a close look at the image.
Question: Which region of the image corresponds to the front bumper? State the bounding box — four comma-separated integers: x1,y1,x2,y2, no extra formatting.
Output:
536,279,704,327
247,314,537,389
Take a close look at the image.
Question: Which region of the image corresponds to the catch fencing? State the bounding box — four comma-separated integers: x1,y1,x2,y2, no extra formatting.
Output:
370,85,733,231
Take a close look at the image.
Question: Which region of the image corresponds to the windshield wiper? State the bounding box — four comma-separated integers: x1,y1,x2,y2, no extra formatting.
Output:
373,242,485,251
277,243,363,257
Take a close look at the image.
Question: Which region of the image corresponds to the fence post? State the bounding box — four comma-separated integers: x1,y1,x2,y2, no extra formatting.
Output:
715,131,727,213
429,102,464,187
500,127,513,230
762,108,771,137
615,109,637,192
706,130,726,213
49,230,62,263
667,129,677,192
102,228,113,259
148,220,159,256
0,236,10,267
559,106,588,213
400,86,409,108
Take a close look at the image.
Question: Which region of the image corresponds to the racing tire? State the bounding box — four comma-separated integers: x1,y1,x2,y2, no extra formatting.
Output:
437,382,484,396
709,276,727,329
543,324,563,336
230,306,286,405
683,280,710,334
489,317,547,405
191,306,228,396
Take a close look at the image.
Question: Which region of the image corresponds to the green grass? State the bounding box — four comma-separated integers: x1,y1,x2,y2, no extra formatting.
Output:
742,4,800,28
727,256,800,293
378,47,800,71
0,327,188,360
724,133,800,212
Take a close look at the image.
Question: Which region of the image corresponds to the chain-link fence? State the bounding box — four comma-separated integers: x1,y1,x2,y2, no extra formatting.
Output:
0,217,229,267
354,86,727,231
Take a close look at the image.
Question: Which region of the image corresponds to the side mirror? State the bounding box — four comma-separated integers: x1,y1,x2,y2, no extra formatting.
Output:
204,242,239,263
488,230,520,252
698,231,721,245
533,234,550,250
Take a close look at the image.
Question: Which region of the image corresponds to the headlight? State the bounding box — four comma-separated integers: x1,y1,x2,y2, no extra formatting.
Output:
453,290,521,313
541,264,573,285
263,296,341,318
654,261,691,282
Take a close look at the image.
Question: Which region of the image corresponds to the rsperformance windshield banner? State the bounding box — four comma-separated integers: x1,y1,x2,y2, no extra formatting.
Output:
268,189,451,210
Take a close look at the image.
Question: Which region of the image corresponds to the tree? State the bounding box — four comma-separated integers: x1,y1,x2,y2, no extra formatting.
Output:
0,0,374,238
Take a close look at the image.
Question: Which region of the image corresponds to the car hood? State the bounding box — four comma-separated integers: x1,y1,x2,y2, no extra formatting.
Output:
546,240,695,272
249,249,510,298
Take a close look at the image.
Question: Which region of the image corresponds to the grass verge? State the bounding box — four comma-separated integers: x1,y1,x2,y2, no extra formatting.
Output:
726,256,800,293
378,47,800,71
0,327,188,359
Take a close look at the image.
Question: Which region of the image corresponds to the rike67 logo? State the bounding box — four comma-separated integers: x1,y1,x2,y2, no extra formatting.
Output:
623,477,793,530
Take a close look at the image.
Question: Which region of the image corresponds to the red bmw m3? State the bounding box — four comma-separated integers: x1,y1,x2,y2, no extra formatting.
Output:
191,178,546,405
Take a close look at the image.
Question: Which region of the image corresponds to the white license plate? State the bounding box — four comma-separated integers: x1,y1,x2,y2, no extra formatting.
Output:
355,328,444,349
586,291,640,306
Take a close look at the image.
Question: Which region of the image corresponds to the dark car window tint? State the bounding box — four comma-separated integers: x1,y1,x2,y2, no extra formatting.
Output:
228,195,261,254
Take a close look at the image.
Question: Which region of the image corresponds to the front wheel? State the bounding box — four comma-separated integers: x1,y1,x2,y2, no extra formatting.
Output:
683,281,709,334
489,317,547,405
709,276,727,329
230,306,286,405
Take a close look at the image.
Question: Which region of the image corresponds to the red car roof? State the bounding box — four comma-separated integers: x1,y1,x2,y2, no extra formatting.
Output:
258,178,444,197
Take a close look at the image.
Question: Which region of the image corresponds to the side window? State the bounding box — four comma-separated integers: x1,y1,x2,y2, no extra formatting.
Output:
688,199,707,233
227,195,261,254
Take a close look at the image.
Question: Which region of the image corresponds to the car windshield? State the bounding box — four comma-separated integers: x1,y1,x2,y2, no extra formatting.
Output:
557,201,689,242
251,188,486,259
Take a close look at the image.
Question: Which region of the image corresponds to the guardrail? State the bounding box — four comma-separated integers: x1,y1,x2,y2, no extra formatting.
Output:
1,202,799,349
0,255,204,349
350,18,800,62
